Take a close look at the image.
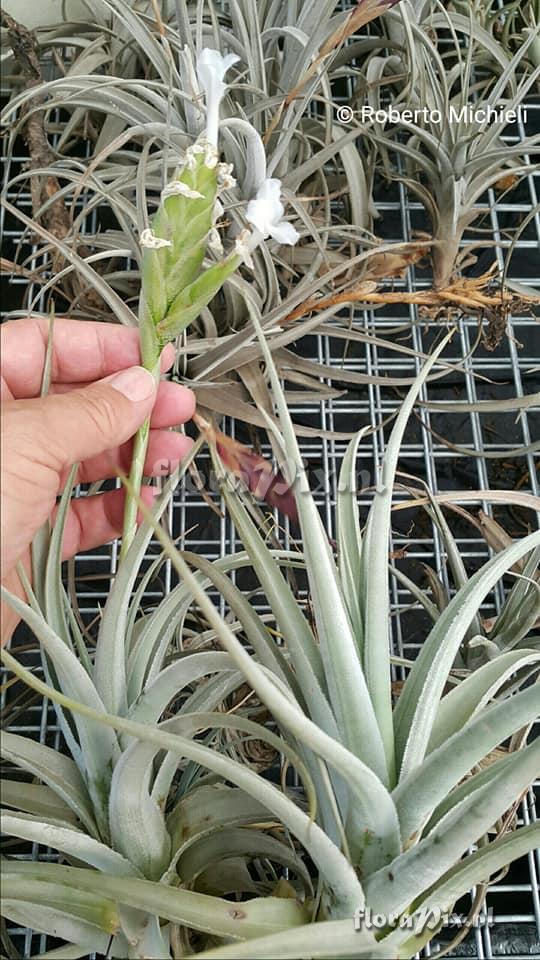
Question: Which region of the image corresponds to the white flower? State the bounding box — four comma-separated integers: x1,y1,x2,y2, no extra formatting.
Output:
196,48,240,147
140,228,172,250
246,178,299,245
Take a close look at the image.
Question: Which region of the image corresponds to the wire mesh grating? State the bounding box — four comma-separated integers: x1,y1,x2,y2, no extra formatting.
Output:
1,51,539,960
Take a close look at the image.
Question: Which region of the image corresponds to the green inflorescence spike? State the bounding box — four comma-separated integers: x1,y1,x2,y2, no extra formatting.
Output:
141,141,239,348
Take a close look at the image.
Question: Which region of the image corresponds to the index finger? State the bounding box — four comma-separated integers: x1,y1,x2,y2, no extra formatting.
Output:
1,316,175,398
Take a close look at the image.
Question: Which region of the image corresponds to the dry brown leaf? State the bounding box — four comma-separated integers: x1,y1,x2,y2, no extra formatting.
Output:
364,245,430,280
194,414,298,524
495,173,520,192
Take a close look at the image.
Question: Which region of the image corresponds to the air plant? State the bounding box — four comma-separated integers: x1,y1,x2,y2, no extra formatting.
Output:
358,3,540,287
0,455,314,957
119,44,299,556
1,0,430,447
2,4,539,956
3,326,540,958
451,0,540,68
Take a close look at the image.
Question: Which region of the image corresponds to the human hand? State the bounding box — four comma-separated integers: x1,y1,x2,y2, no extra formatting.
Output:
1,317,195,643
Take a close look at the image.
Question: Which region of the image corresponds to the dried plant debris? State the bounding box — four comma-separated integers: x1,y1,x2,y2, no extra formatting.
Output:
285,266,540,334
1,12,71,244
194,413,298,524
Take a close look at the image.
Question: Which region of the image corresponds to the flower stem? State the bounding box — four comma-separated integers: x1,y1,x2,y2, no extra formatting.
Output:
119,333,161,563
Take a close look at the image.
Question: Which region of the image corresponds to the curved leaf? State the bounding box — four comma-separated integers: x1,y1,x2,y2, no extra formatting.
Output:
167,784,271,851
336,430,368,652
3,862,307,941
394,683,540,841
0,780,78,825
177,827,312,894
109,745,171,881
366,739,540,916
1,587,119,838
1,811,136,876
394,531,540,778
128,651,237,725
428,650,540,752
0,731,97,837
412,822,540,915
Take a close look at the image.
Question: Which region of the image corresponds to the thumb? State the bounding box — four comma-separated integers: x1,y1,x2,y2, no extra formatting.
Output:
36,365,157,470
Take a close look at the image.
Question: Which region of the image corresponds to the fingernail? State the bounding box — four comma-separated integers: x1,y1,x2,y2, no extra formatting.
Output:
109,366,156,402
160,343,176,371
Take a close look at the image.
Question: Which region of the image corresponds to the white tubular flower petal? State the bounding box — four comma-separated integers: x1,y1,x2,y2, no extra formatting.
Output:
267,220,300,245
245,178,299,246
140,228,172,249
196,48,240,147
161,181,205,201
234,227,255,269
213,198,225,221
233,120,268,199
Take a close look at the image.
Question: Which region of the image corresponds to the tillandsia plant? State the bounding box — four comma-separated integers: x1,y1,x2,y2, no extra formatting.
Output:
1,4,540,955
2,325,540,958
357,2,540,287
0,460,314,957
4,0,537,425
1,0,445,446
120,45,300,557
451,0,540,68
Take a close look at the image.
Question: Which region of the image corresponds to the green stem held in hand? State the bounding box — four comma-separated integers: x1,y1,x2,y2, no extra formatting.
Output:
119,365,160,563
118,48,299,564
120,320,162,561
